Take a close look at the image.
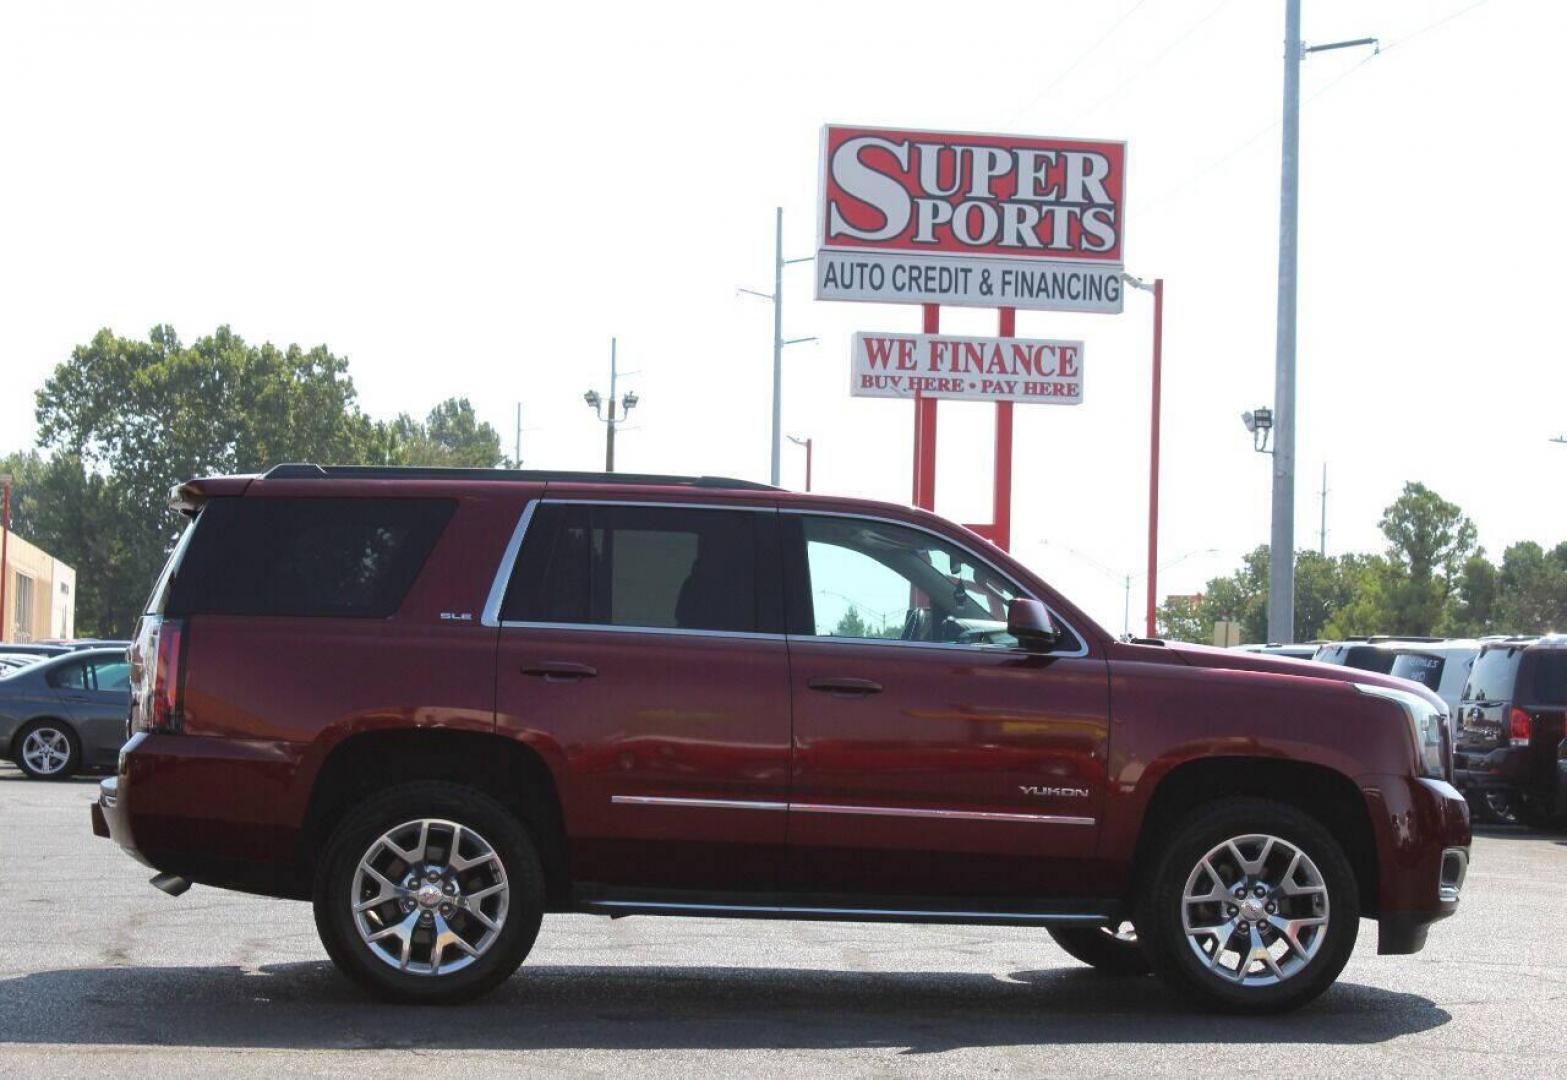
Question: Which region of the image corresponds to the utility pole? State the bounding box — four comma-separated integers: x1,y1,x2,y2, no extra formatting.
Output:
514,403,522,468
1319,462,1328,556
1268,2,1377,642
582,338,639,473
1268,0,1302,645
739,208,816,486
787,435,813,491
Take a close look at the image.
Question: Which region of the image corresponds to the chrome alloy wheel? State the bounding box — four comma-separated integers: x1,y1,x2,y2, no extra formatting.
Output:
21,726,71,776
1180,833,1328,986
351,818,509,976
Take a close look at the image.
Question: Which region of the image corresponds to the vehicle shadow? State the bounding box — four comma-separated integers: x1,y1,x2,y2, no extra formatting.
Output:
0,961,1449,1054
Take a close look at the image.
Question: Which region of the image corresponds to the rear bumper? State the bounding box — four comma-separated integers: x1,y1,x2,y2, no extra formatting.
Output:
1360,775,1471,955
89,731,310,898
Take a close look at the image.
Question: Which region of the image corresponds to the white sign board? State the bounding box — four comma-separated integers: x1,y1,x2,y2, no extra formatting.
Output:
850,332,1083,405
817,124,1127,314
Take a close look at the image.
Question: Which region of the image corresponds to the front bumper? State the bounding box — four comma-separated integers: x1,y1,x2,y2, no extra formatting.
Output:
1360,775,1471,955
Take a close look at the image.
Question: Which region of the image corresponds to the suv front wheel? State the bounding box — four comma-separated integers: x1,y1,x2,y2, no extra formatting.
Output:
313,780,545,1003
1137,798,1359,1013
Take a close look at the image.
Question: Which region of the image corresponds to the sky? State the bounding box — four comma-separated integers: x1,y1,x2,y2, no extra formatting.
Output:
1,0,1560,637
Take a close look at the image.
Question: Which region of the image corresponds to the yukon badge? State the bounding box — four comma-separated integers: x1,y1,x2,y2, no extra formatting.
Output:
1020,785,1090,798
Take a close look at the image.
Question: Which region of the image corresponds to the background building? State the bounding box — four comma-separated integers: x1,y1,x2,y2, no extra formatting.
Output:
2,532,75,642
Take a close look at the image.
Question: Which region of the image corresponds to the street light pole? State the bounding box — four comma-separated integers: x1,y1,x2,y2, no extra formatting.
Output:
583,337,639,474
606,338,618,472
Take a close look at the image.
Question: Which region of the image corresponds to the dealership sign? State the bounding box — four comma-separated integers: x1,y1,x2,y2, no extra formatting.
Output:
851,332,1083,405
816,124,1126,313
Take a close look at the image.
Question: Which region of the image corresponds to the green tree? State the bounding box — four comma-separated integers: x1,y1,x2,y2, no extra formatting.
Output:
0,450,146,637
832,606,868,637
382,397,503,468
28,325,494,635
1491,541,1567,633
1444,552,1499,635
1377,482,1478,635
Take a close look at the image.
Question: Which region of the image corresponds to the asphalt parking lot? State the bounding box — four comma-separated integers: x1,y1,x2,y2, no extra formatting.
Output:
2,766,1563,1078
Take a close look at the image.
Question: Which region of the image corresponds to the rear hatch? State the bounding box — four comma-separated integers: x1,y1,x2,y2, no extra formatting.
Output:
1456,643,1526,757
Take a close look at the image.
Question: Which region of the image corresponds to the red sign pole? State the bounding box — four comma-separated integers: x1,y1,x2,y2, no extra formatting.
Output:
912,304,940,510
1144,278,1165,637
993,307,1016,552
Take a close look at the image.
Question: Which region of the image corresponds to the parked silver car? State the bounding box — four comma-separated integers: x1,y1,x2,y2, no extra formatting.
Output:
0,646,130,779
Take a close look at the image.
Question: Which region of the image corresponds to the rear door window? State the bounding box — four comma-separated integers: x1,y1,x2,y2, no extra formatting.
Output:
1463,646,1524,702
166,497,456,618
500,503,770,634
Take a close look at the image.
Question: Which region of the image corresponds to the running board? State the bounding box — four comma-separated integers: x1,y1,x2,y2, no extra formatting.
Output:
575,897,1115,928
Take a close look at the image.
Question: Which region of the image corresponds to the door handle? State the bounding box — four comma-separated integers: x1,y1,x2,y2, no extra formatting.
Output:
808,676,883,697
521,661,598,682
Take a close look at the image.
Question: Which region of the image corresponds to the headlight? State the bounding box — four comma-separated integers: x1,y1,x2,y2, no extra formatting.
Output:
1356,682,1449,778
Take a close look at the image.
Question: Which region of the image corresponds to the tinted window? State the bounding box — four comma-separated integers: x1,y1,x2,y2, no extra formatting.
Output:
166,497,456,618
1390,652,1444,691
1528,652,1567,705
47,661,88,690
94,660,131,692
1342,646,1397,674
788,514,1069,650
1463,646,1524,702
501,503,763,634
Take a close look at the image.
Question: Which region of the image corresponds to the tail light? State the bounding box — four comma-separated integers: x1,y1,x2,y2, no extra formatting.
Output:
1509,706,1532,747
131,616,186,734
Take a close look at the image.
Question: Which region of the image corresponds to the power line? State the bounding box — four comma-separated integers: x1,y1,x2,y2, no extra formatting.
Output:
1140,0,1497,218
1011,0,1152,123
1078,0,1238,122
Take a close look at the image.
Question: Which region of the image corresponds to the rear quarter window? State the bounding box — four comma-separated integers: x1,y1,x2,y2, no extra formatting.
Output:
165,496,457,618
1526,651,1567,705
1390,652,1444,691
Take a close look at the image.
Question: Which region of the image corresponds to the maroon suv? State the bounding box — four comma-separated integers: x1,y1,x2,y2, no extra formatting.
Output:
93,464,1470,1012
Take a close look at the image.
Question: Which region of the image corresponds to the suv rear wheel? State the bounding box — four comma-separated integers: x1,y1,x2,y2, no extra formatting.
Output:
1136,798,1359,1013
313,780,545,1003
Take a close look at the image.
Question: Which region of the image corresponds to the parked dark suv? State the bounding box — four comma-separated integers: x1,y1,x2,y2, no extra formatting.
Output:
1454,636,1567,828
94,465,1471,1013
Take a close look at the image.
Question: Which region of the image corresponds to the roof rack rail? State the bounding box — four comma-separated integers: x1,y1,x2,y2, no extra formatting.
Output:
261,463,779,491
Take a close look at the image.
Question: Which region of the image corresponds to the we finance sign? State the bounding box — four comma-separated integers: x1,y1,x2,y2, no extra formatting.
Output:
851,332,1084,405
816,125,1126,313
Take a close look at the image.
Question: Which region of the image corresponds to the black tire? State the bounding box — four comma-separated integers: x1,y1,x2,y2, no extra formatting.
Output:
1514,794,1562,832
1047,922,1152,976
12,719,81,780
313,780,545,1004
1135,798,1359,1014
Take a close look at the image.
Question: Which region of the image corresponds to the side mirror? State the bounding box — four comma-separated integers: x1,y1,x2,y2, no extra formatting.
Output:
1007,598,1060,653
